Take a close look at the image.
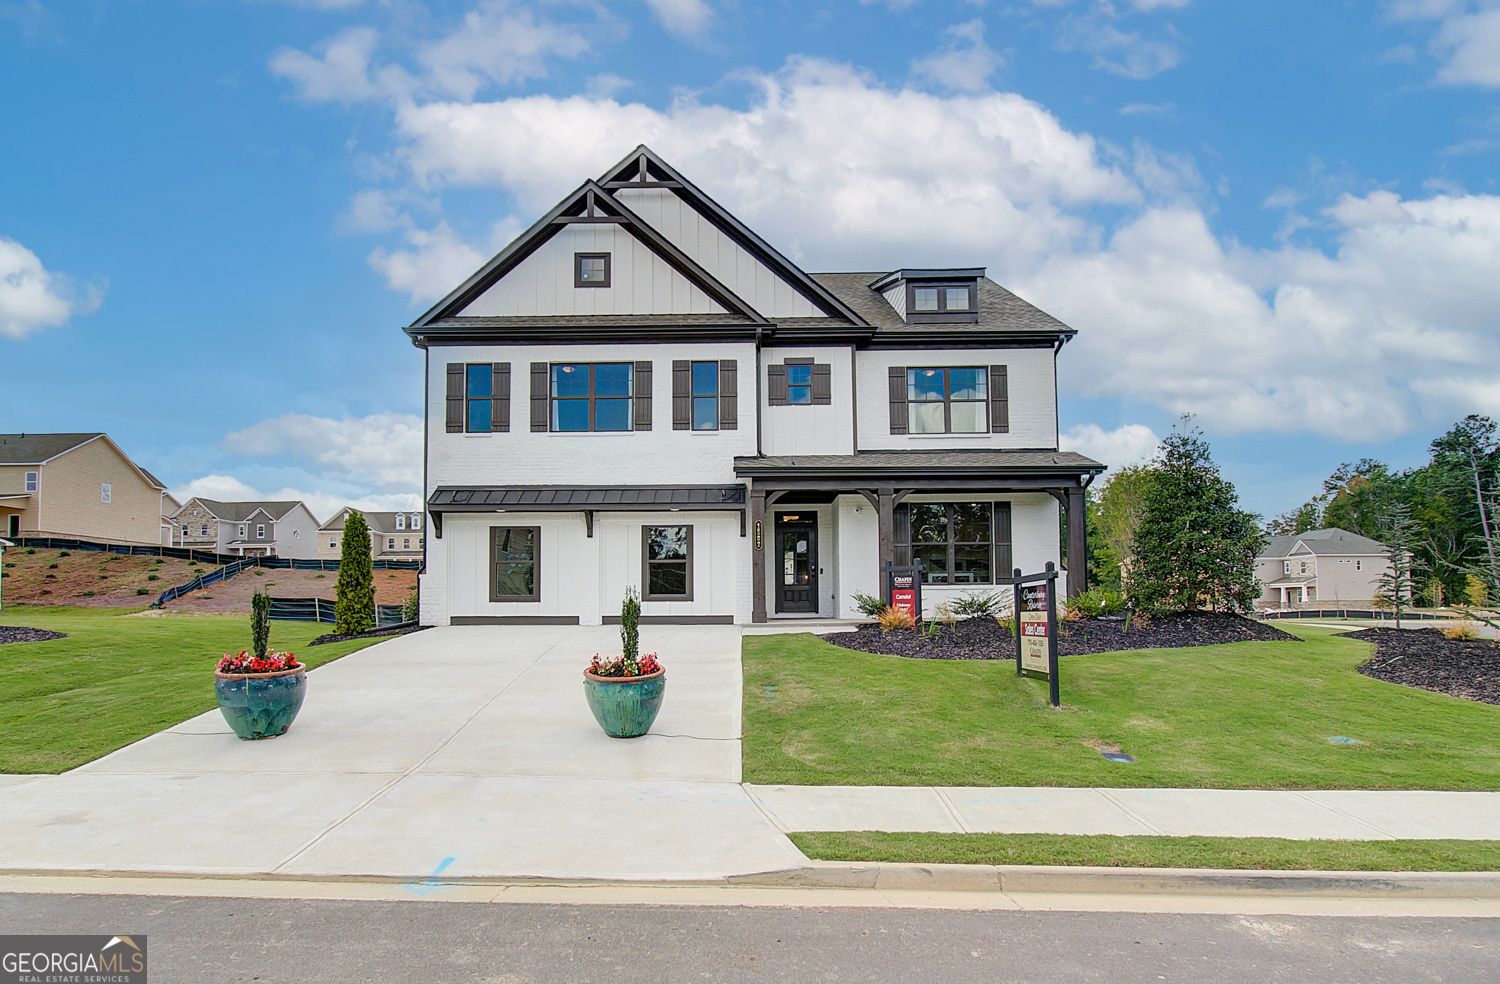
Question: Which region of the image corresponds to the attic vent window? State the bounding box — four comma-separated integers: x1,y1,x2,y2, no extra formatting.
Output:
575,252,611,287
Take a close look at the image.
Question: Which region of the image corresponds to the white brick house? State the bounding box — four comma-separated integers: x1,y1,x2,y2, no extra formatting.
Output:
411,147,1103,626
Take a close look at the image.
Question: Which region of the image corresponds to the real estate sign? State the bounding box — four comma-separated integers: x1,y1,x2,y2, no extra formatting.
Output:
886,564,922,622
1018,583,1050,676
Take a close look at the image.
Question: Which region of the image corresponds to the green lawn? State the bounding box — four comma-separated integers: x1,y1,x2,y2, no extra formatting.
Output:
743,625,1500,789
0,606,384,773
791,831,1500,872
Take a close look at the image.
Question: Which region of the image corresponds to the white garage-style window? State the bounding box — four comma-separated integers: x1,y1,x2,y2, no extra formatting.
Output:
490,527,540,602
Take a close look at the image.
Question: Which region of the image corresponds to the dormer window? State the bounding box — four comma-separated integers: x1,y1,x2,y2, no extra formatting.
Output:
908,283,975,319
575,252,610,287
872,269,983,325
396,513,406,530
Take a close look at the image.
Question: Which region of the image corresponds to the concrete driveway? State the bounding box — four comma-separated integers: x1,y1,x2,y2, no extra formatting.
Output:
0,625,807,882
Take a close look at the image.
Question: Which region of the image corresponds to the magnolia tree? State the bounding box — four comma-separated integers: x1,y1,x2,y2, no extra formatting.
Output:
1128,418,1265,615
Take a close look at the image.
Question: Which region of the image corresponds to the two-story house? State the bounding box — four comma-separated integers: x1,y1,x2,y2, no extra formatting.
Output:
0,433,170,545
1256,528,1392,609
410,147,1104,627
168,498,321,559
318,508,426,561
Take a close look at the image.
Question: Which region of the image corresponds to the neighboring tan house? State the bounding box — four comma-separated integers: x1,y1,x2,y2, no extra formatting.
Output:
1256,528,1391,608
159,492,182,547
318,508,425,561
0,433,169,545
167,498,321,558
408,146,1104,626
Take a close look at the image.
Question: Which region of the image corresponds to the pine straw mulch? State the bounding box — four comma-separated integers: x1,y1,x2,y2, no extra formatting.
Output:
824,610,1299,661
1347,627,1500,706
308,623,425,646
0,626,68,645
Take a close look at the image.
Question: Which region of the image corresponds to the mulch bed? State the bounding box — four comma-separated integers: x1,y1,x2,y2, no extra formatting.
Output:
0,626,68,645
1347,627,1500,705
308,623,424,646
824,611,1299,660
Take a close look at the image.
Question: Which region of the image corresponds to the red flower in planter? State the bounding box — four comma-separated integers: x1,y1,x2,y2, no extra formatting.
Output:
217,650,301,674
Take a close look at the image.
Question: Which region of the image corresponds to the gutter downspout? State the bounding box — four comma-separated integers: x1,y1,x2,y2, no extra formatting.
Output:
755,324,764,458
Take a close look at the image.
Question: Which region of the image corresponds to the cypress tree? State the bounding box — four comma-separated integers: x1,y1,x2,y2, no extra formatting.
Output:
250,588,271,658
334,510,375,635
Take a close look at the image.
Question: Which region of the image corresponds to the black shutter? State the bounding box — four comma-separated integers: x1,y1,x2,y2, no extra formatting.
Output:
445,363,464,433
719,360,737,430
491,363,510,432
888,366,908,434
530,363,549,432
633,361,652,431
812,363,832,405
767,363,788,405
994,501,1013,579
989,365,1009,434
672,360,691,430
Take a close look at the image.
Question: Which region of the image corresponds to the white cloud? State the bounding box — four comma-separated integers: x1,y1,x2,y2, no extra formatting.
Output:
1120,101,1174,115
1390,0,1500,87
1061,423,1161,469
367,221,486,304
912,19,1005,92
640,0,713,38
415,1,593,101
269,26,397,102
1128,0,1191,9
0,236,101,340
169,475,419,525
1057,12,1183,79
219,412,423,491
860,0,923,10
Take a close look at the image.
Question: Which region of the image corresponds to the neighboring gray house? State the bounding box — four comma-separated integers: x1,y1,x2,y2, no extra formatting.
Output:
1256,528,1391,609
168,498,321,559
318,508,425,561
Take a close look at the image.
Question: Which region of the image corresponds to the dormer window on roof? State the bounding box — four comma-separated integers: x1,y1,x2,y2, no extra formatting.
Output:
872,268,982,325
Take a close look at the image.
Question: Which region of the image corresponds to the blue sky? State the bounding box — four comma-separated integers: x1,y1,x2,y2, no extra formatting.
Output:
3,0,1498,521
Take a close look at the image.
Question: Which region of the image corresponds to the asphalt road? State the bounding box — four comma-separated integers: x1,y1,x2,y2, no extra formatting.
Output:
2,893,1496,984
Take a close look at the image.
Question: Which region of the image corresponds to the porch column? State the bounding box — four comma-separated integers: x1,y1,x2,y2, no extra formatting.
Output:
1066,486,1087,599
877,487,895,588
750,488,767,623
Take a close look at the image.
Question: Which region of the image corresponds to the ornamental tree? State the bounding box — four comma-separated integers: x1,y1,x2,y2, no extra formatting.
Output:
1128,418,1265,615
334,510,375,635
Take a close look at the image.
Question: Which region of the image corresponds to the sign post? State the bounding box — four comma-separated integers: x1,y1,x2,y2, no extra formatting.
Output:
1012,561,1060,707
884,559,924,622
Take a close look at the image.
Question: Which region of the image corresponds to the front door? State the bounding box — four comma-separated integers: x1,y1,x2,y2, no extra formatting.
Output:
6,515,17,538
775,516,818,614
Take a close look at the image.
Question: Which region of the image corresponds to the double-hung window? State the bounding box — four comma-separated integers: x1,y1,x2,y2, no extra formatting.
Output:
908,367,987,434
238,524,247,538
787,363,813,404
201,525,209,537
642,526,692,600
395,514,406,530
388,538,395,550
24,472,37,492
101,483,111,503
256,524,266,539
491,526,540,602
552,363,632,432
895,503,997,585
466,364,492,433
692,361,719,429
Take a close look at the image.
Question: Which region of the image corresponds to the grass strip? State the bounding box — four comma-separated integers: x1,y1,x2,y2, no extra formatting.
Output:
790,831,1500,872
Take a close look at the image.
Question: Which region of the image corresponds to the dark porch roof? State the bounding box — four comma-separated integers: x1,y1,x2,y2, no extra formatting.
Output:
428,485,747,511
734,450,1105,481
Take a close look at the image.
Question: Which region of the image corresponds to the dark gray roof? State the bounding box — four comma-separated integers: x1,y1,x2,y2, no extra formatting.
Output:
0,433,103,464
425,313,755,328
811,273,1074,338
734,450,1104,475
429,485,747,510
1260,528,1387,558
192,499,305,523
319,508,424,534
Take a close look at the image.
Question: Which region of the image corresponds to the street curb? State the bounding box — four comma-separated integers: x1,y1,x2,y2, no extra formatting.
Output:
728,863,1500,898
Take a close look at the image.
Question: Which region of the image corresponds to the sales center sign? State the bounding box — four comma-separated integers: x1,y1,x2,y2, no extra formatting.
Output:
1018,582,1050,676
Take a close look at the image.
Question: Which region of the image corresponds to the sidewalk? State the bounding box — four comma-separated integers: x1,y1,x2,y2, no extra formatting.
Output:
746,785,1500,839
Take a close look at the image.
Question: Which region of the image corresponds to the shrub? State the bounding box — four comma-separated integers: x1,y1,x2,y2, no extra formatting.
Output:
850,592,886,618
25,548,35,555
950,589,1005,620
877,605,916,632
81,590,95,597
58,551,69,557
146,574,158,581
136,588,150,596
315,573,326,579
1443,620,1480,641
251,589,272,659
1067,587,1129,620
401,585,419,623
922,603,956,638
334,510,375,635
47,563,58,569
620,585,641,665
253,569,264,576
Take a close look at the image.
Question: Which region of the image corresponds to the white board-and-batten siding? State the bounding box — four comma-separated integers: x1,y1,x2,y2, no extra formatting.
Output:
458,224,726,317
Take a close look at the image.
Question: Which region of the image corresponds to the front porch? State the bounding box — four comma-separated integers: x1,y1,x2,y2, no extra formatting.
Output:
735,450,1105,624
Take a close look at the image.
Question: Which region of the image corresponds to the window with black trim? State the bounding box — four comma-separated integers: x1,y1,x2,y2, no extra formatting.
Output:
551,362,632,431
465,364,492,433
692,362,719,429
907,367,987,433
894,502,995,585
767,358,830,406
575,252,611,287
491,526,540,602
907,282,976,322
642,525,693,600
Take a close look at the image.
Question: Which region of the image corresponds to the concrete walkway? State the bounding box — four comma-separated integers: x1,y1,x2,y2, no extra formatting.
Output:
748,785,1500,840
0,625,805,881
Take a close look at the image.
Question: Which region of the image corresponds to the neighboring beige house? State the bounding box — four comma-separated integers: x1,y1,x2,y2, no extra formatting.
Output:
318,508,425,561
159,492,182,547
167,498,321,558
0,433,169,545
1256,528,1391,608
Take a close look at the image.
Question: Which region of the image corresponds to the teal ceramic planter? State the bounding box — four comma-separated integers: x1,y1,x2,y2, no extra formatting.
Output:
214,666,307,740
583,669,665,738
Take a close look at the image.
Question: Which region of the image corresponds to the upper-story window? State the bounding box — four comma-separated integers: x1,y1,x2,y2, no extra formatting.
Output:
396,513,406,530
24,472,37,492
101,483,111,503
552,363,632,431
238,524,247,538
201,525,209,536
446,362,510,434
767,359,830,406
412,513,422,530
907,282,977,323
908,367,987,434
466,364,492,432
692,362,719,428
575,252,611,287
256,524,266,539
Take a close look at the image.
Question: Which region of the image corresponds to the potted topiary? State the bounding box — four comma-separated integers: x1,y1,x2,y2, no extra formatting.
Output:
213,589,307,740
583,586,665,738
